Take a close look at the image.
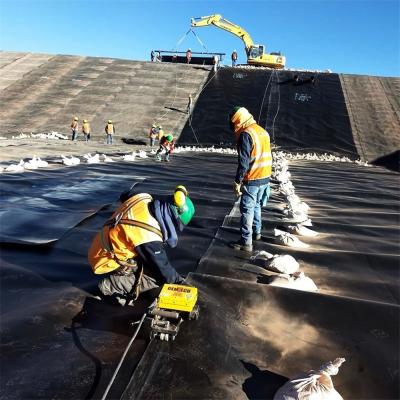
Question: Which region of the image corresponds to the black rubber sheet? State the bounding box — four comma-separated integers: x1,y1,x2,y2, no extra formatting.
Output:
179,69,358,158
1,153,399,399
0,153,237,399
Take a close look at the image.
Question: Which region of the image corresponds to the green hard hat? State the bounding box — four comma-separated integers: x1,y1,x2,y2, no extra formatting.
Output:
172,196,195,225
166,134,173,142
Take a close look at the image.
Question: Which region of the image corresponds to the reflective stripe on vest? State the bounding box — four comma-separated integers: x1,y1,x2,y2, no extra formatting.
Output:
106,123,114,134
242,125,272,181
88,193,163,274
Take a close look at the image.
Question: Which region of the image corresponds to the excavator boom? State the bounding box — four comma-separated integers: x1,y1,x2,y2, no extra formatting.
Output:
191,14,254,50
191,14,286,69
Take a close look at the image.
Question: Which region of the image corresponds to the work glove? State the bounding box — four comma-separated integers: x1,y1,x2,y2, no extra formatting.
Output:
233,182,242,197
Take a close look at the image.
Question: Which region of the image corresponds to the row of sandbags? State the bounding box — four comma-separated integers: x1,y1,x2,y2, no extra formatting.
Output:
262,152,319,291
266,154,345,399
0,151,150,172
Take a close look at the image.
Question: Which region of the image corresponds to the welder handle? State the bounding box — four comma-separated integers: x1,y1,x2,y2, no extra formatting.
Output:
150,309,180,319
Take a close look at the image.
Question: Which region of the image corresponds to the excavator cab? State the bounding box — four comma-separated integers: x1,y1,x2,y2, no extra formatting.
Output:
248,44,285,68
249,45,264,59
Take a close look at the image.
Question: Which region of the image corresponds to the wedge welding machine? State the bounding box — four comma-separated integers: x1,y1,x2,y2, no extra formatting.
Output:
149,283,199,341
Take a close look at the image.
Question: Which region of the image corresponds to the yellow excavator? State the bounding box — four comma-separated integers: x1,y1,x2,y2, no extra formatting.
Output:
191,14,286,69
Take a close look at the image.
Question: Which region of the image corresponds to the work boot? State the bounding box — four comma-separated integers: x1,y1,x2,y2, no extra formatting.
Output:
254,233,262,241
231,240,253,253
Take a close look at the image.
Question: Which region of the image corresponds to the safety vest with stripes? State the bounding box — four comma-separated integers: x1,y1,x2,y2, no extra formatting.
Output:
241,124,272,181
88,193,163,274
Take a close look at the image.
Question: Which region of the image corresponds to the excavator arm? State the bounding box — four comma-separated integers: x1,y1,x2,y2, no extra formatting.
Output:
191,14,254,52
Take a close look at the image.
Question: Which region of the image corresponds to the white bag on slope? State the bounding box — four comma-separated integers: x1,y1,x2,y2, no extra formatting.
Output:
251,251,300,275
268,271,318,292
274,358,345,400
267,255,299,274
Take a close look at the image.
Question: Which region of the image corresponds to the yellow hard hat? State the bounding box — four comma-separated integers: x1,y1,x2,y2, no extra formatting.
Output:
152,124,156,128
74,117,78,121
108,120,112,124
83,119,88,123
158,125,163,129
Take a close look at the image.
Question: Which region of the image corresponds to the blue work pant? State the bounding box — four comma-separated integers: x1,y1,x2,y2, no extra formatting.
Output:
71,129,78,141
106,134,113,144
239,182,270,245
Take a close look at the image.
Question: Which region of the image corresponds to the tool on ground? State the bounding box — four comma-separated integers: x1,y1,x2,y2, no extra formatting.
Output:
149,283,199,341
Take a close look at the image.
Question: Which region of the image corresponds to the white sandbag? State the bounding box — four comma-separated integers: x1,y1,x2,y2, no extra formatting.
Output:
287,225,319,237
251,251,299,274
266,255,299,274
274,358,345,400
274,229,310,248
268,271,318,292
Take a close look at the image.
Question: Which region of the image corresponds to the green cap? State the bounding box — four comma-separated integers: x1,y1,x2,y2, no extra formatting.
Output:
172,196,195,225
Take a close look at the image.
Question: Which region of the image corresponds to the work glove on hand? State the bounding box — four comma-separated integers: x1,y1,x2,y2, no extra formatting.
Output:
233,182,242,197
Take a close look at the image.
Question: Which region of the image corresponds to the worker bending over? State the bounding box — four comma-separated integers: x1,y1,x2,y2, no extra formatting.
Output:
156,134,175,162
88,186,195,306
229,106,272,252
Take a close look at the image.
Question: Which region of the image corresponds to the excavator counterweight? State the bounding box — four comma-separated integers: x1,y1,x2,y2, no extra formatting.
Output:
191,14,286,69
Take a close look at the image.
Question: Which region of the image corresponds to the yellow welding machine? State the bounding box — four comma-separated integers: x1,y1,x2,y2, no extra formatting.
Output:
158,284,198,312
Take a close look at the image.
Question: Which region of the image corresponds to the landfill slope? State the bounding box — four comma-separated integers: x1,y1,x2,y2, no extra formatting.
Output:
180,67,400,170
340,74,400,164
0,51,210,141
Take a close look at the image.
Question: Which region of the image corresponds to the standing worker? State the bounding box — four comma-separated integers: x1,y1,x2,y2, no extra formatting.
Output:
82,119,91,142
229,106,272,252
88,186,195,306
157,125,164,141
71,116,79,141
151,50,155,62
155,134,175,162
105,120,115,145
187,94,193,115
186,48,192,64
149,124,158,147
213,55,219,73
231,50,238,67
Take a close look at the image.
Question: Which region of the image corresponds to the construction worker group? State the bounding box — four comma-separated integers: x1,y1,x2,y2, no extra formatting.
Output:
70,117,115,145
87,105,271,306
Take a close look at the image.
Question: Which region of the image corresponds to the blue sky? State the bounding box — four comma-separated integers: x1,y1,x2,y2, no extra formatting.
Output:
0,0,399,76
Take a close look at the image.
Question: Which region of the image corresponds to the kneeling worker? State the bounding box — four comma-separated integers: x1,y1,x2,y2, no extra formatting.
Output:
88,186,195,306
156,134,175,162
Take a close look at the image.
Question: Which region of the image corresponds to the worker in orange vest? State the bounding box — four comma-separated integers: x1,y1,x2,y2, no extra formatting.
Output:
71,116,78,141
105,120,115,144
82,119,91,142
229,106,272,252
88,186,195,306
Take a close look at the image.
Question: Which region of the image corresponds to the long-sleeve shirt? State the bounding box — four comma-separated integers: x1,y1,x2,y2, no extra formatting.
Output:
235,131,270,186
135,241,182,284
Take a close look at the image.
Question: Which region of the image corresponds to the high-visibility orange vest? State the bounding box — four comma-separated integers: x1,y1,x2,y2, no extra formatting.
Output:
88,193,163,274
106,123,114,134
241,124,272,181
